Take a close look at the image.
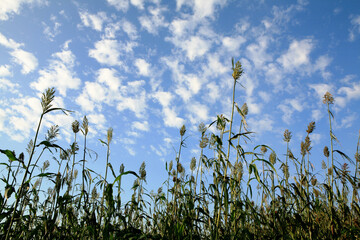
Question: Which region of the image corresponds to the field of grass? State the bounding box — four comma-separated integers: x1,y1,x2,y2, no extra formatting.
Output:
1,60,360,239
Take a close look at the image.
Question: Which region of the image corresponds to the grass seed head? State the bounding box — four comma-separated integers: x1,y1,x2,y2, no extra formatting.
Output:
81,116,89,136
41,87,55,113
283,129,292,142
190,157,196,172
261,146,267,154
306,121,316,134
323,91,334,104
269,151,276,165
241,103,248,117
107,127,113,144
323,146,330,158
72,120,80,134
180,124,186,137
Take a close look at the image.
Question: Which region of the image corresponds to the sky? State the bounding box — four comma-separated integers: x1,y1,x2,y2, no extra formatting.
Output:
0,0,360,198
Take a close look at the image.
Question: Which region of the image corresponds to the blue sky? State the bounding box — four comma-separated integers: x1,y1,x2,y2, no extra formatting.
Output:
0,0,359,197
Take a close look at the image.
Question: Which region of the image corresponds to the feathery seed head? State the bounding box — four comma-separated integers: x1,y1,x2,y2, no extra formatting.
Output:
107,127,113,144
46,125,59,142
269,151,276,165
261,146,267,154
81,116,89,136
200,135,209,149
180,124,186,137
139,161,146,180
232,59,244,81
74,169,78,179
177,162,184,173
216,114,226,131
72,120,80,134
190,157,196,172
241,103,248,117
321,160,327,170
311,177,317,186
169,160,173,172
41,87,55,113
304,136,311,153
282,163,289,179
323,91,334,104
323,146,330,158
198,122,206,134
120,163,125,174
42,160,50,171
306,121,316,134
283,129,292,142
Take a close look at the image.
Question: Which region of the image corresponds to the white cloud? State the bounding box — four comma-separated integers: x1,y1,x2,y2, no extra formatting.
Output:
97,68,121,91
177,0,227,20
43,15,61,41
152,91,173,107
222,36,246,53
162,107,185,128
0,0,45,21
182,36,211,61
337,113,356,129
277,39,313,72
337,81,360,108
139,4,168,34
106,0,129,12
309,83,333,103
278,98,304,124
205,82,220,103
0,78,19,93
349,15,360,41
132,121,149,131
134,58,151,76
89,39,122,66
0,33,23,49
187,101,209,124
130,0,144,10
79,11,108,31
311,109,323,121
248,114,274,134
10,49,38,74
31,43,80,96
246,36,271,68
313,55,332,79
0,65,11,77
122,20,138,39
0,33,38,74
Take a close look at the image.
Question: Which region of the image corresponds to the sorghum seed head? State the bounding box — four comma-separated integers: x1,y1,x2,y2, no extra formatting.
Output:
241,103,248,117
190,157,196,172
321,160,327,170
306,121,315,134
323,146,330,158
323,91,334,104
261,146,267,154
180,125,186,137
72,120,80,134
311,177,317,186
200,135,209,149
198,122,206,134
269,151,276,165
107,127,113,144
283,129,292,142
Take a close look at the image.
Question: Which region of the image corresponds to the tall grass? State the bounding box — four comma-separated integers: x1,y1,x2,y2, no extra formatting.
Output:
1,60,360,239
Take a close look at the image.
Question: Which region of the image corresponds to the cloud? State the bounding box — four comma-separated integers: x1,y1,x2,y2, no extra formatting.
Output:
152,91,173,107
134,58,151,76
31,42,81,96
130,0,145,10
132,120,149,131
221,36,246,53
309,83,333,103
337,81,360,108
313,55,332,79
10,49,38,74
0,65,11,77
277,39,313,72
43,15,61,41
0,33,23,49
106,0,129,12
139,2,168,34
248,114,274,134
0,0,45,21
0,33,38,74
246,36,271,68
182,36,211,61
186,101,209,124
89,39,123,66
177,0,227,20
79,11,108,31
89,39,137,67
162,106,185,128
349,15,360,41
0,78,20,93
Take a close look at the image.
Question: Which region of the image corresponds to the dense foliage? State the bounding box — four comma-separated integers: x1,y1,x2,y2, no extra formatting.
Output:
1,60,360,239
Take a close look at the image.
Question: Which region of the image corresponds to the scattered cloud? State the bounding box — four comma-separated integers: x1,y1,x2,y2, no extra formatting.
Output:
134,58,151,76
277,38,313,72
349,15,360,41
31,42,80,96
0,65,11,77
79,11,108,31
106,0,129,12
132,120,149,131
43,15,61,41
0,0,45,21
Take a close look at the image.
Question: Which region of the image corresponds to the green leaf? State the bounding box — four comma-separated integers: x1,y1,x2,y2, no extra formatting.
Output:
113,171,139,184
0,149,17,162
